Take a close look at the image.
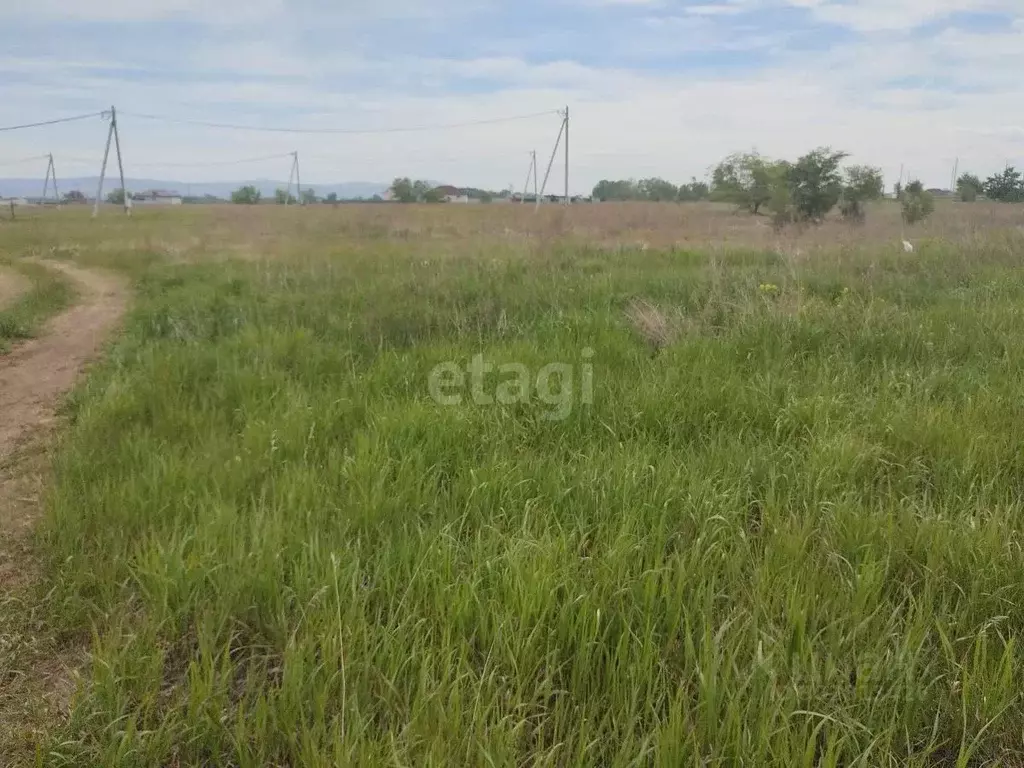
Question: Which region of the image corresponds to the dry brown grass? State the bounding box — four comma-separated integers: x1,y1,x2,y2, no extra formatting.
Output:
624,299,678,353
4,199,1022,276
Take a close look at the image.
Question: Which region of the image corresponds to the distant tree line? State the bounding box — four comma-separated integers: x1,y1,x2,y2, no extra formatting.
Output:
704,148,887,224
957,167,1024,202
592,178,710,202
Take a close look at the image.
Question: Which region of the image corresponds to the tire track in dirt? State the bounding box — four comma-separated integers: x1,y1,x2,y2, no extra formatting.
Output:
0,260,130,763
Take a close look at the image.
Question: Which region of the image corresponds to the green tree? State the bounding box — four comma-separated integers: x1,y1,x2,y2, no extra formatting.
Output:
839,165,884,223
787,147,848,221
301,188,318,204
677,178,710,202
637,177,678,202
325,192,339,204
231,185,261,204
711,152,784,215
902,180,935,224
63,189,86,204
956,173,984,202
592,180,638,201
984,167,1024,202
894,181,903,200
389,178,415,203
106,188,125,205
274,188,297,205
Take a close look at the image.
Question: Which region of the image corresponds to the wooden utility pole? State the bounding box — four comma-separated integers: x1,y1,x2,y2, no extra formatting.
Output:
295,151,303,205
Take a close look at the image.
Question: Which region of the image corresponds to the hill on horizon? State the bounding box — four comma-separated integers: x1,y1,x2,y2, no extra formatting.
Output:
0,177,389,200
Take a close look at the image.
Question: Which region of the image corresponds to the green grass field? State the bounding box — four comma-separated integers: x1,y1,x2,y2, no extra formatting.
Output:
6,203,1024,765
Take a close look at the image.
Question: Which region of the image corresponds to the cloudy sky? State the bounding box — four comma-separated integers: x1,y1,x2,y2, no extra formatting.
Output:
0,0,1021,192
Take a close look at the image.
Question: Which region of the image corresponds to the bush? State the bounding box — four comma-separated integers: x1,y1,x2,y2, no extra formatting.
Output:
230,185,261,205
901,180,935,224
839,165,884,224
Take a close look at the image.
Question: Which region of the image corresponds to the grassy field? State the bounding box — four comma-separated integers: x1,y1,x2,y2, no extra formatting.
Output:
5,201,1024,765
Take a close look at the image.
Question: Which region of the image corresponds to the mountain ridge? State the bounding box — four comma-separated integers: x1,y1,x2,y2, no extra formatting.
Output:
0,177,389,200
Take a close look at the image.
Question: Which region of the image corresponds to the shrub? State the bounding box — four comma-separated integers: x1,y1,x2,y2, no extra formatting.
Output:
901,180,935,224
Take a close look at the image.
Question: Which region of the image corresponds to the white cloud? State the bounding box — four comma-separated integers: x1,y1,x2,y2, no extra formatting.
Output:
1,2,1023,191
785,0,1020,31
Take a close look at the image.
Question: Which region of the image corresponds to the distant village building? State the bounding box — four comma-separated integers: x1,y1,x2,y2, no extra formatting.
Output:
132,189,183,205
433,185,488,204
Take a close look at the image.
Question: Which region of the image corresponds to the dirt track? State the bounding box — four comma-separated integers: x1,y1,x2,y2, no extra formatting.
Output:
0,262,128,460
0,260,129,763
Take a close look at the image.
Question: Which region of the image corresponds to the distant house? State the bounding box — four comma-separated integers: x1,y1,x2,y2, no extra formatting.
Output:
432,185,479,204
133,189,183,205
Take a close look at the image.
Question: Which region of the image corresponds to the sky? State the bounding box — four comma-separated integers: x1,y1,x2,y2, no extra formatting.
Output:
0,0,1022,193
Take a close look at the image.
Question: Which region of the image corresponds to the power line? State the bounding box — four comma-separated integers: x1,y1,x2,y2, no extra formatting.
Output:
129,152,294,168
0,154,50,167
118,109,560,135
0,112,105,132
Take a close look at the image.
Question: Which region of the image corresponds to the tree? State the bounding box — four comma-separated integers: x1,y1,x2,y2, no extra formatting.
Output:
274,187,297,205
902,180,935,224
787,147,848,221
677,178,710,202
592,179,638,201
389,177,416,203
231,185,261,204
325,192,339,204
894,181,903,200
984,167,1024,203
637,177,678,202
956,173,984,202
711,152,783,214
106,188,125,205
63,189,86,204
301,188,318,204
839,165,884,223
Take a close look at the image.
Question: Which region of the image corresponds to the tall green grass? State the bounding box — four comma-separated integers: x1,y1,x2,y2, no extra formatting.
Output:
37,227,1024,765
0,258,74,352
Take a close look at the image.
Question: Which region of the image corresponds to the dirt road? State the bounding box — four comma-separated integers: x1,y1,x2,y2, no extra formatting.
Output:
0,260,129,763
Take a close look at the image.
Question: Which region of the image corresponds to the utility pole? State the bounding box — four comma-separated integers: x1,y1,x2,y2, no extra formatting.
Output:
521,150,537,203
533,150,539,202
111,106,131,215
49,154,60,206
295,151,303,205
93,111,115,218
92,107,130,217
41,153,53,204
563,105,569,205
538,112,567,210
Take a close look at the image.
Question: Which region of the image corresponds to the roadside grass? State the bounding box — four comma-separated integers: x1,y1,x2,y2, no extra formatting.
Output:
7,204,1024,764
0,257,74,353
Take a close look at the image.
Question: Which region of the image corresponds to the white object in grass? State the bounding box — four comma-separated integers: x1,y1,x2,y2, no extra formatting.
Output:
902,240,914,253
